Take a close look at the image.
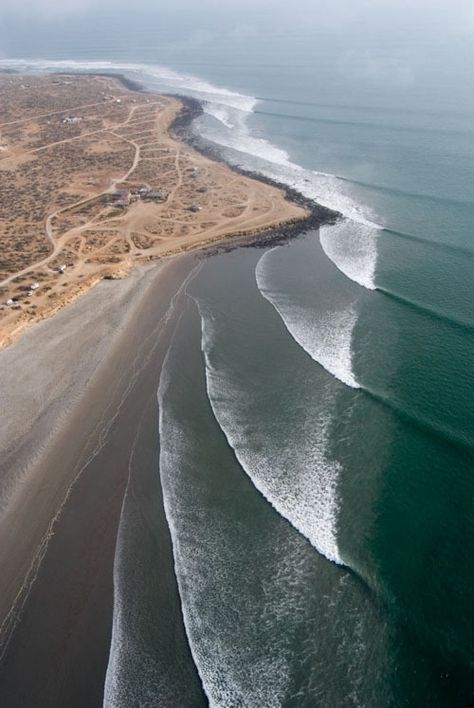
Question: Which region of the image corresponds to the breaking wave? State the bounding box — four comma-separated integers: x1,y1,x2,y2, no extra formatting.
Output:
256,247,360,389
320,219,379,291
195,302,343,565
255,251,359,388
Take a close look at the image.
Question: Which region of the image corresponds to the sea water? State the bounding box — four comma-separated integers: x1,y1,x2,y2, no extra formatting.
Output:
2,12,474,704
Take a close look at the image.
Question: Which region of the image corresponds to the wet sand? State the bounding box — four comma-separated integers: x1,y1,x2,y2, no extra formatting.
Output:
0,256,202,705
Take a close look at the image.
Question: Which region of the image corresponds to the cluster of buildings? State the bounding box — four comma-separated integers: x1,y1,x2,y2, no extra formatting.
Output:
112,187,167,208
4,266,66,307
5,282,39,307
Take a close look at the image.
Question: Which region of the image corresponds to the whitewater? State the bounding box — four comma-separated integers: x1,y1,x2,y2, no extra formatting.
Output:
195,298,344,565
153,297,392,707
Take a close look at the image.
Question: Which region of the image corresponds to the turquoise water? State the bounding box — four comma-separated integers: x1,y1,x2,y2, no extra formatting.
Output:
2,13,474,704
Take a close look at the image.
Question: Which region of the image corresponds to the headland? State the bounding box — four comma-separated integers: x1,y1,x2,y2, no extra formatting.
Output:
0,72,312,350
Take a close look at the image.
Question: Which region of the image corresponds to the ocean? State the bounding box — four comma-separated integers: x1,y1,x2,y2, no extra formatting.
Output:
2,13,474,705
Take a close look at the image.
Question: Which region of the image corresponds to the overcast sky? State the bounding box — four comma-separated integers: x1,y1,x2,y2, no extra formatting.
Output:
1,0,474,110
2,0,474,32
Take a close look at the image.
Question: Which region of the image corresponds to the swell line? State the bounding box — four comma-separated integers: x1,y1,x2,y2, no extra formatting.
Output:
383,227,474,259
360,385,474,458
319,221,474,333
254,108,474,138
338,176,474,209
376,287,474,333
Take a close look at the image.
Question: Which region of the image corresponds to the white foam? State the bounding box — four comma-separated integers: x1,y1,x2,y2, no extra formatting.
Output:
203,102,236,130
256,249,360,389
320,219,379,290
200,101,294,167
158,360,291,708
104,433,158,708
104,455,192,708
197,304,343,566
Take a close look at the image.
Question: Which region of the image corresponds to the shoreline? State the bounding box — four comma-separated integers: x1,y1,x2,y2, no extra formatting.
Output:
105,74,341,256
0,254,200,705
0,71,324,353
78,71,340,245
0,70,339,704
107,71,341,233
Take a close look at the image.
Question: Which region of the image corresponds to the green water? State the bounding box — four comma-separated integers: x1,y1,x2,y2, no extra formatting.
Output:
2,7,474,702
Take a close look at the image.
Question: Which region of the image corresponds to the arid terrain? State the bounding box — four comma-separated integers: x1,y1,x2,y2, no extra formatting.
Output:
0,73,308,350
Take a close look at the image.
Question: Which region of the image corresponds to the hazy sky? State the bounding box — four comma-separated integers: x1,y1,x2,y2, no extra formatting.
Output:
1,0,474,111
2,0,474,33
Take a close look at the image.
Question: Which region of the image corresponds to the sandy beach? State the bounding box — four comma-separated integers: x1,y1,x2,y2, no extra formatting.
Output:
0,254,200,704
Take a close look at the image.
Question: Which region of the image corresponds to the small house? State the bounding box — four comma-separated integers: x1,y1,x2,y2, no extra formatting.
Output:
145,191,165,201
